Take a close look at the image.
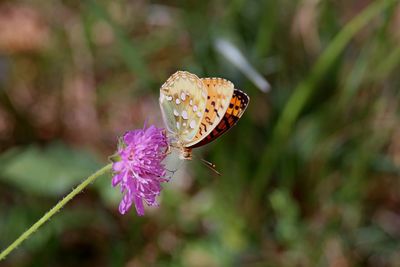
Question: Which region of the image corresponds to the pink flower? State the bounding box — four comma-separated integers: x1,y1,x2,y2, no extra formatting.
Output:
111,125,169,215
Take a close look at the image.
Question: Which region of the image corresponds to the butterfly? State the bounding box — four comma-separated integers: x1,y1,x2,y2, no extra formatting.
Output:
159,71,249,161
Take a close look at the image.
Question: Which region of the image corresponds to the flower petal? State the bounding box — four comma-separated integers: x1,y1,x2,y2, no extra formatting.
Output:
111,124,169,215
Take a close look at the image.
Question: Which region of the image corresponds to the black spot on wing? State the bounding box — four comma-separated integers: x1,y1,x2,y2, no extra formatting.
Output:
215,109,220,118
201,122,207,133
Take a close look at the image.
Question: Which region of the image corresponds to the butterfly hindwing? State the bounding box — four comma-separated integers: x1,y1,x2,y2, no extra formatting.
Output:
159,71,208,143
185,77,234,147
188,89,249,148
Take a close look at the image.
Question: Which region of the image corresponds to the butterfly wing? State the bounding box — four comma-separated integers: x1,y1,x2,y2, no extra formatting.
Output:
184,77,234,147
188,89,249,148
159,71,208,143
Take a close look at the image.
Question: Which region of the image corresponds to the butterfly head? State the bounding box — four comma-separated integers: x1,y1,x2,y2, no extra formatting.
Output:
180,146,192,160
167,137,193,160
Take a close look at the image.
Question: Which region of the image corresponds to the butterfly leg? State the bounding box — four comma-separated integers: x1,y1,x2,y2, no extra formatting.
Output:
163,143,172,157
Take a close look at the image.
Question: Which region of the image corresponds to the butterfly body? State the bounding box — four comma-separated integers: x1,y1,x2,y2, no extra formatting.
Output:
159,71,249,160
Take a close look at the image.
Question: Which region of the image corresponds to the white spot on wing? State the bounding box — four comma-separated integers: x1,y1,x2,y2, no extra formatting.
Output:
176,122,180,129
197,111,202,118
183,122,187,127
166,95,173,101
182,110,188,120
175,98,181,105
180,92,186,101
189,99,193,106
173,109,179,116
190,120,196,129
193,105,198,112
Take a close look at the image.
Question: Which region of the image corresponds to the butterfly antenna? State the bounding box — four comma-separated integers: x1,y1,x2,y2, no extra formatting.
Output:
200,158,222,176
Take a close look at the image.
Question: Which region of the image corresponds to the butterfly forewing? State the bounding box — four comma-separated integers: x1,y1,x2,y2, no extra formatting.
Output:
185,77,234,147
188,89,249,148
159,71,207,143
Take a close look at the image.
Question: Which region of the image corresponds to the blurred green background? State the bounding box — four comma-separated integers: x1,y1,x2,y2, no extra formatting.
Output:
1,0,400,266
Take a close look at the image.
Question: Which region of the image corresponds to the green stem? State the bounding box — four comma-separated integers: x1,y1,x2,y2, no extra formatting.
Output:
0,163,113,261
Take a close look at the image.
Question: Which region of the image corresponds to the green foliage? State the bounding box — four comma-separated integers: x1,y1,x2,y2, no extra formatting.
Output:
0,142,102,196
0,0,399,266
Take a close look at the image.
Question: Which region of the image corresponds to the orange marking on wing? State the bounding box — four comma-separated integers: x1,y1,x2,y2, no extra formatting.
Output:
185,77,234,147
188,89,249,148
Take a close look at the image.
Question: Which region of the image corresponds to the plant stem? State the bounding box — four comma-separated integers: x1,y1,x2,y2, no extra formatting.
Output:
0,163,113,261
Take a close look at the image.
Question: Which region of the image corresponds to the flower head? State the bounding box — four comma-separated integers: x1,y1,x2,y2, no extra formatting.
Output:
111,125,169,216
